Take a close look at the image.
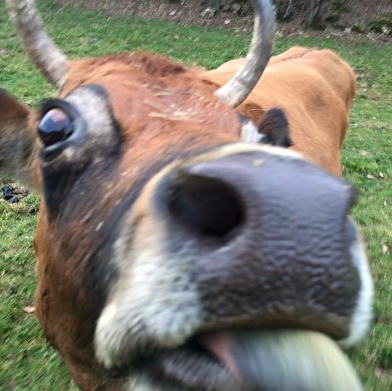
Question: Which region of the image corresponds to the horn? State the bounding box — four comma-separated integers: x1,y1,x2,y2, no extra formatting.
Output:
7,0,70,87
214,0,276,108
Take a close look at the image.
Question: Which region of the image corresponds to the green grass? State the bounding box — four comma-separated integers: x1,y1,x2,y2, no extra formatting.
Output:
1,1,391,390
0,182,75,390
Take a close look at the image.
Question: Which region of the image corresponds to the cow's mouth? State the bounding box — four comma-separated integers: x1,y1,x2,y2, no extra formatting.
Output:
149,337,239,390
135,329,363,391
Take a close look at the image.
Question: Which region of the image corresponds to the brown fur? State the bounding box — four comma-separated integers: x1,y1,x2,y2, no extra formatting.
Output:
0,48,357,390
201,47,357,176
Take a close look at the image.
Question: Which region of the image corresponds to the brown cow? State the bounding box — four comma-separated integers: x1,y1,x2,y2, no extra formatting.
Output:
0,0,373,390
202,46,357,177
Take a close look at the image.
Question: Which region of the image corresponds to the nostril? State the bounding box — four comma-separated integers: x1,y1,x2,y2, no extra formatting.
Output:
166,173,245,238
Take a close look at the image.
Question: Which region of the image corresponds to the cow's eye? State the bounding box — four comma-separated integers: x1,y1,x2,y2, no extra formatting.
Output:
38,108,74,147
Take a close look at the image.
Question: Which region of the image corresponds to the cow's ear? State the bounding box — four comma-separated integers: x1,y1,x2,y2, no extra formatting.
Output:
0,89,40,190
257,108,294,148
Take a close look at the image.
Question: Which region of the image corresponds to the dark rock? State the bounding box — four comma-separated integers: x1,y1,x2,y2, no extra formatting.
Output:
1,185,14,201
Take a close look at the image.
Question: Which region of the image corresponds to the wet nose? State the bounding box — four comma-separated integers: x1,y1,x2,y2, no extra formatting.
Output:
159,150,356,245
155,149,361,337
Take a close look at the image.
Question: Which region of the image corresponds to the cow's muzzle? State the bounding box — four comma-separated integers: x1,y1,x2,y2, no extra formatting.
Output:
95,144,373,390
158,148,360,332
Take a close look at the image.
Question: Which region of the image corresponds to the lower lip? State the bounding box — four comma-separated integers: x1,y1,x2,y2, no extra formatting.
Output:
147,346,240,391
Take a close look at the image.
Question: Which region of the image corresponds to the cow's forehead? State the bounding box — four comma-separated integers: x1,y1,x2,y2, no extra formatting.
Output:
58,53,242,145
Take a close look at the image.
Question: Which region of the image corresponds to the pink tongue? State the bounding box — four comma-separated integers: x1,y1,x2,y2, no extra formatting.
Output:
199,330,363,391
198,332,240,378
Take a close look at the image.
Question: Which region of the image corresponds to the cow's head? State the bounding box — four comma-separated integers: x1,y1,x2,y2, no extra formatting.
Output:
1,0,373,390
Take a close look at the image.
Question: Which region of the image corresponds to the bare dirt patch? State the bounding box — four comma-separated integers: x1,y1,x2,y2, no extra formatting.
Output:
54,0,392,43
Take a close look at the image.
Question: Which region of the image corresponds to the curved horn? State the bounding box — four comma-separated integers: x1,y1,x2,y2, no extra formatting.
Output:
7,0,70,87
214,0,276,108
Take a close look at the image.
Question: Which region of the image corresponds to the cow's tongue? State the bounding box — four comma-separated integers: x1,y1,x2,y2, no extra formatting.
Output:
200,329,363,391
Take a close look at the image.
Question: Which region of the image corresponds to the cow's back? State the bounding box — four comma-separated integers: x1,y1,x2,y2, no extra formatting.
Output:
201,47,357,176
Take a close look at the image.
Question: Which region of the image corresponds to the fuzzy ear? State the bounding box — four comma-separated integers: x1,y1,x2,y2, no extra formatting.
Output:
257,108,294,148
0,89,40,190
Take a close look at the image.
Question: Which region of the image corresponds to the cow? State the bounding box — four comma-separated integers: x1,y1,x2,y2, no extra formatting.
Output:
202,46,357,177
0,0,373,390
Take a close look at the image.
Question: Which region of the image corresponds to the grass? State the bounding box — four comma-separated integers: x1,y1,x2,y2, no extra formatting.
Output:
0,1,391,390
